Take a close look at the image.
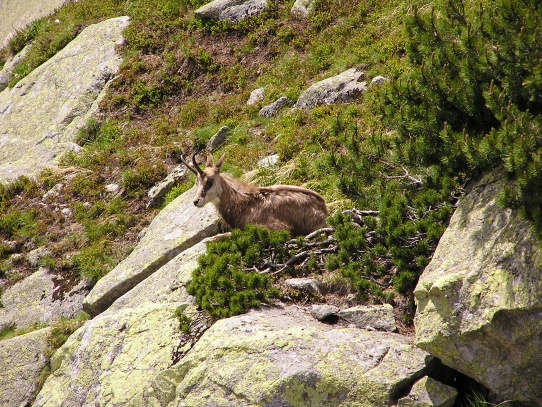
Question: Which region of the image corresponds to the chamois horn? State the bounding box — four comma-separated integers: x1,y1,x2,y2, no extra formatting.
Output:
180,151,204,175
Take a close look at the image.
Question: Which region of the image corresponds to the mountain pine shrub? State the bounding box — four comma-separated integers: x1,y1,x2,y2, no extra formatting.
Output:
379,0,542,237
187,226,288,319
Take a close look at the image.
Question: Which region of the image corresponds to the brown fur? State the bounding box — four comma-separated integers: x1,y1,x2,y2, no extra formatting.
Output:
185,153,328,236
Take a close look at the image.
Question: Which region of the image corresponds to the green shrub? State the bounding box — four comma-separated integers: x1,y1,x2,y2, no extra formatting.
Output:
380,0,542,237
187,226,289,319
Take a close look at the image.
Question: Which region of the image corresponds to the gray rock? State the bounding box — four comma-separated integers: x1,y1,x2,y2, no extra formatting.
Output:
310,304,340,321
398,376,458,407
295,68,367,110
0,328,51,407
415,170,542,404
291,0,315,18
105,183,120,194
338,304,396,332
257,154,279,168
107,240,207,312
83,185,221,316
246,87,265,105
0,0,67,46
146,165,187,208
34,302,183,407
195,0,268,23
26,246,52,268
207,125,231,152
0,268,89,332
285,277,321,294
0,16,130,182
259,96,293,118
137,307,431,406
43,183,64,200
0,44,32,91
370,75,388,87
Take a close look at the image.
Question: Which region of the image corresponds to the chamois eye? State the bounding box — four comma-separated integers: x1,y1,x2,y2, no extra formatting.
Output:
204,178,214,191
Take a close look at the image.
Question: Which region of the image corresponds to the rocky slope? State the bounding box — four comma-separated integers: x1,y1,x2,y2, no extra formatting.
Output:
1,1,542,406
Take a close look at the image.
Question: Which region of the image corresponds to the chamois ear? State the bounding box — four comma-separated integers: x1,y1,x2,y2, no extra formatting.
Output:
215,154,226,171
205,152,214,168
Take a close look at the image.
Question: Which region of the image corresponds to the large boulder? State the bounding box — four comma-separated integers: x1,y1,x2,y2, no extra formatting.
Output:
0,0,67,46
414,170,542,404
0,328,51,407
0,16,130,182
83,186,220,316
33,302,183,407
0,267,89,332
138,307,431,406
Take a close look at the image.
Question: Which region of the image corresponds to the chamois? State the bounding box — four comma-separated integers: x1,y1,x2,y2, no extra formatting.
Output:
181,152,328,236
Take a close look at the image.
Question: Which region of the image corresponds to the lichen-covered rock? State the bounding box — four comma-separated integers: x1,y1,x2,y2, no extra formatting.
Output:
83,186,220,316
295,68,367,110
414,170,542,404
146,165,187,208
34,302,183,407
291,0,315,18
259,95,293,118
0,0,67,46
194,0,268,23
0,16,130,182
138,307,431,406
0,267,89,332
397,376,457,407
108,240,207,312
246,87,265,105
339,304,396,332
0,327,51,407
0,44,32,91
207,125,231,152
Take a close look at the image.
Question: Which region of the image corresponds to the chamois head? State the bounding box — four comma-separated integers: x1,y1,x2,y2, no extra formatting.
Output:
181,151,225,207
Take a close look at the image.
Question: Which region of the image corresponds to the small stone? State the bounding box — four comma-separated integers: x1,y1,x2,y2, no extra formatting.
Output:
291,0,315,18
43,183,64,200
259,96,293,118
310,304,340,321
285,278,321,294
257,154,279,168
105,183,120,194
246,88,265,105
61,208,73,217
370,75,388,87
397,376,458,407
207,126,231,152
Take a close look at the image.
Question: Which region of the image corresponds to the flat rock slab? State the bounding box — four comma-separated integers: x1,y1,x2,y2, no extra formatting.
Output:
0,16,129,182
195,0,268,23
83,186,220,316
140,306,431,406
107,240,207,313
415,170,542,404
0,328,51,407
0,0,67,46
34,303,182,407
0,267,89,332
339,304,396,332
